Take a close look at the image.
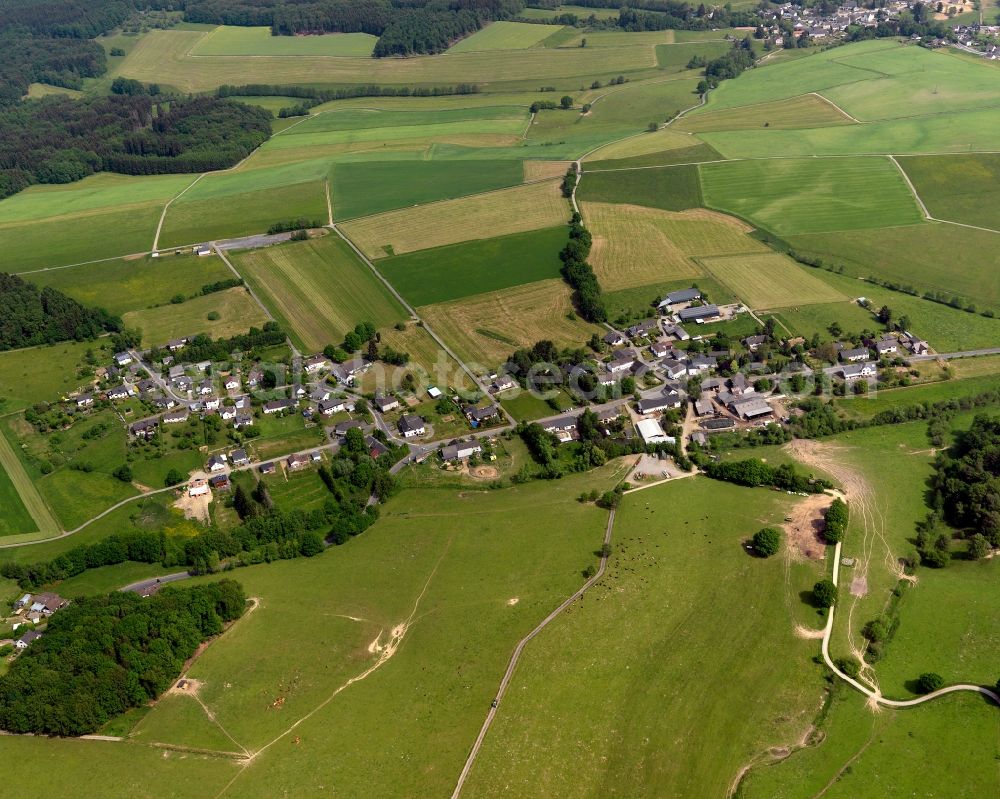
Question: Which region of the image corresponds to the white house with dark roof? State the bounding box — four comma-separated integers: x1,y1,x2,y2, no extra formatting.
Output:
840,347,869,363
398,414,426,438
263,398,297,414
841,362,877,381
442,440,482,461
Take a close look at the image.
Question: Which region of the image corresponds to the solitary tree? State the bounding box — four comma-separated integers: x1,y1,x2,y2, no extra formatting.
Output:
113,464,133,483
917,672,944,694
164,468,185,487
560,95,573,109
751,527,781,557
813,578,837,608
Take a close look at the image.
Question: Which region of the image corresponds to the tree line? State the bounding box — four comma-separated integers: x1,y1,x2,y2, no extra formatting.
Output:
702,457,831,494
0,580,246,736
560,212,606,323
0,95,271,200
0,273,121,351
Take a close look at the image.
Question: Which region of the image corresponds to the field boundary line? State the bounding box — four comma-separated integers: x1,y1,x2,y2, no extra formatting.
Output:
887,154,931,219
13,252,149,276
809,91,861,124
152,173,206,252
0,426,60,538
451,507,617,798
324,178,334,226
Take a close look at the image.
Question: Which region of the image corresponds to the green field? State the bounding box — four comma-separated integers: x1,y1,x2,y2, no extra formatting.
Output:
700,157,923,235
577,163,702,211
897,153,1000,230
332,158,524,220
700,252,848,309
23,254,234,316
447,21,562,52
602,275,737,321
191,26,377,56
464,476,826,796
123,287,270,346
230,235,407,352
1,205,161,271
0,340,100,412
118,28,658,92
786,222,1000,313
0,461,37,537
585,139,720,171
377,226,566,306
674,93,855,132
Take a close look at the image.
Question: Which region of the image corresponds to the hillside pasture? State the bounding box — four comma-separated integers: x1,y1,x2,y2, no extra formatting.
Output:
331,159,524,220
339,180,569,258
123,287,269,346
464,477,825,797
0,340,98,413
583,127,697,162
585,141,721,172
24,254,234,316
578,163,702,211
190,26,377,56
582,202,766,291
417,279,601,367
786,222,1000,314
700,253,848,309
0,461,37,537
523,160,573,181
897,153,1000,230
699,157,923,235
118,28,658,92
230,236,406,352
447,21,561,52
377,226,567,306
673,93,856,132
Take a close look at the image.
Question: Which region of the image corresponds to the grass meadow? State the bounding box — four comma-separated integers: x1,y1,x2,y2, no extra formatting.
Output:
118,28,658,92
123,287,270,346
582,202,766,291
331,158,524,220
377,226,567,306
464,476,826,797
230,236,406,352
577,163,702,211
897,153,1000,230
24,254,234,316
1,205,161,270
0,462,36,537
418,279,602,367
447,21,562,52
602,275,737,321
674,93,855,132
0,340,100,412
699,156,923,235
785,223,1000,315
340,180,569,258
190,26,377,56
700,252,848,309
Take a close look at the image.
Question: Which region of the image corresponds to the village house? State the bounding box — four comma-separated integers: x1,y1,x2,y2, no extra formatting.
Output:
230,449,250,467
465,404,500,425
130,418,159,439
174,376,193,392
76,393,94,408
234,412,254,428
311,386,333,403
113,352,133,368
207,454,227,472
442,439,482,461
166,337,188,352
650,341,674,359
209,474,230,491
875,337,899,357
247,367,263,388
366,436,390,458
636,390,682,415
335,420,365,437
662,358,688,380
839,347,869,363
398,414,426,438
607,349,637,373
220,406,237,421
603,330,628,347
663,323,690,341
729,373,753,396
106,384,131,401
287,453,310,471
15,630,42,650
374,394,401,414
163,409,190,424
841,362,877,381
743,335,767,352
263,398,297,415
542,415,578,441
491,375,517,394
303,355,330,374
626,319,659,339
188,478,208,497
30,593,68,616
223,375,241,391
168,364,186,380
259,461,276,475
204,396,221,411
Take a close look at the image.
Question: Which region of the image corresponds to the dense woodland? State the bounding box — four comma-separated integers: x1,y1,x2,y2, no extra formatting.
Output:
0,273,121,351
0,580,246,736
0,95,271,199
930,415,1000,543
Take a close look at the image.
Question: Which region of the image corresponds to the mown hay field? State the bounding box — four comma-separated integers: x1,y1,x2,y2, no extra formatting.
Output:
25,254,233,316
582,202,765,291
673,93,855,132
355,321,466,395
230,236,406,352
700,253,848,309
523,160,573,181
378,226,567,306
418,279,601,367
699,156,923,235
340,179,569,258
897,153,1000,230
123,287,270,346
119,29,657,92
583,127,695,162
447,21,562,52
332,159,524,220
190,26,377,56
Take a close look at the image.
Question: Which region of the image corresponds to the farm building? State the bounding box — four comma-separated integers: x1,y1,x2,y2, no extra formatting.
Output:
658,287,702,309
636,418,675,445
636,391,682,415
678,304,720,323
729,396,773,421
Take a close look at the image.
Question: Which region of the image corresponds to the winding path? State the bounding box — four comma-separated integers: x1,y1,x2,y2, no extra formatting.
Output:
450,507,617,798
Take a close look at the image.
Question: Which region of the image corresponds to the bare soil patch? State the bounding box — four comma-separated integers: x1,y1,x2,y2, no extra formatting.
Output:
783,493,832,560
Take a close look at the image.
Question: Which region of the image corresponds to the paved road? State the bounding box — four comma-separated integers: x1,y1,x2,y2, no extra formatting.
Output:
214,231,297,251
450,507,617,797
121,571,191,594
909,348,1000,362
821,540,1000,708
